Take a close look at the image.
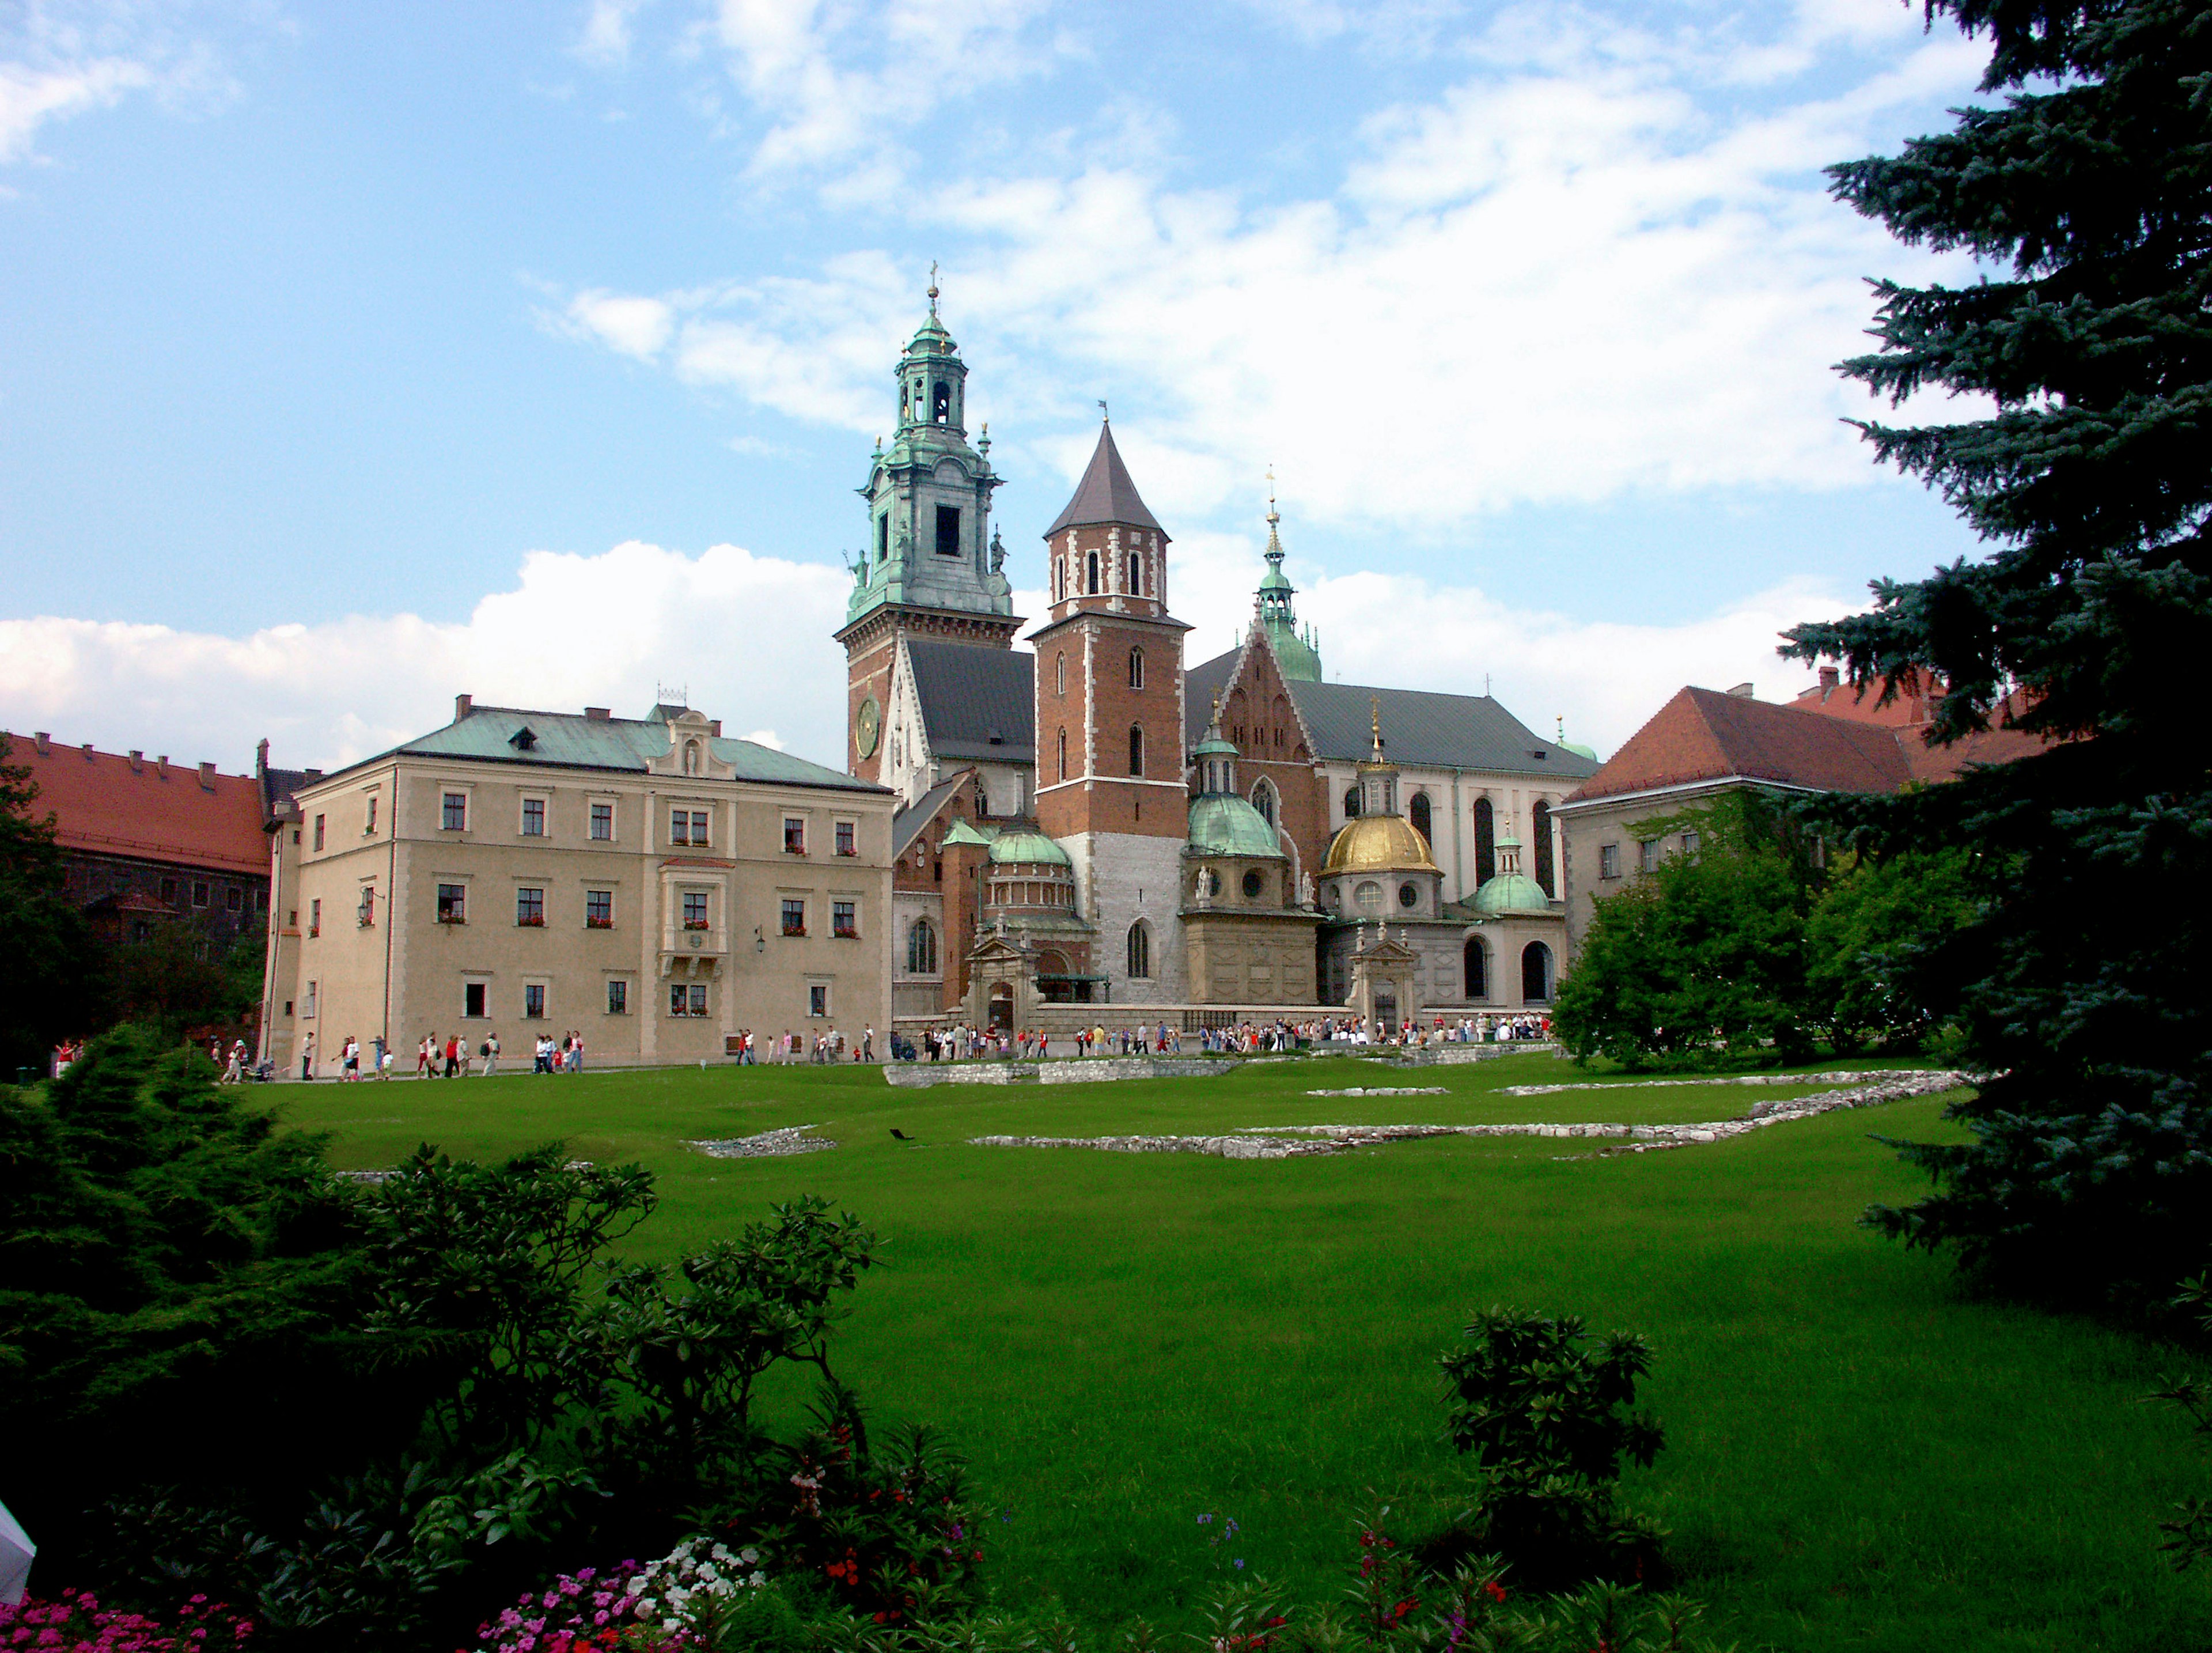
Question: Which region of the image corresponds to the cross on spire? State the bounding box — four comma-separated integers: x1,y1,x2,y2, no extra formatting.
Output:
927,260,940,312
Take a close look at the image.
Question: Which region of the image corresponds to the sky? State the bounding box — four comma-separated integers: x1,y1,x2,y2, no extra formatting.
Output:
0,0,1998,775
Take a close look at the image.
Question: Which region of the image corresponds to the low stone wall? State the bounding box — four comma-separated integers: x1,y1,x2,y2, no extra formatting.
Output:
885,1056,1240,1088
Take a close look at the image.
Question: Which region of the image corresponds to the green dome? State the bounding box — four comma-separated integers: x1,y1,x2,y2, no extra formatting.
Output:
987,830,1071,868
1187,794,1284,858
1193,729,1238,761
1560,740,1599,762
1472,871,1552,917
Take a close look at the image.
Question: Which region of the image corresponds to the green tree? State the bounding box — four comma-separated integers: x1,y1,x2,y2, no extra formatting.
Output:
1804,845,1982,1053
1551,793,1817,1068
0,733,96,1071
1784,0,2212,1308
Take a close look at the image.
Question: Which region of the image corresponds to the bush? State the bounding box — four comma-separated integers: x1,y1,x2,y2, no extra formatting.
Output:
1434,1309,1667,1593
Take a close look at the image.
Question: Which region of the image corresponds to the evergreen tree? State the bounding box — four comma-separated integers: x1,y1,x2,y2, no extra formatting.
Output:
0,733,95,1071
1785,0,2212,1307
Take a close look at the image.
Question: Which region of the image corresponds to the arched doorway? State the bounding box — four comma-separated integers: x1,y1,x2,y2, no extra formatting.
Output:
1374,989,1399,1036
1464,936,1487,1000
1521,942,1552,1003
988,981,1015,1031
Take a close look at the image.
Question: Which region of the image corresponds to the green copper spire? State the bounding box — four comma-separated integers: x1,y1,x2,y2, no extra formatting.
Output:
1255,470,1322,682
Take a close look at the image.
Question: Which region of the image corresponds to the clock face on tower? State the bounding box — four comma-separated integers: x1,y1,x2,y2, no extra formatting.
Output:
855,695,882,759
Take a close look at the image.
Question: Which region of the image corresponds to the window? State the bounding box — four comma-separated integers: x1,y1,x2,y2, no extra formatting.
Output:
877,513,889,561
688,811,709,848
607,979,628,1015
303,980,317,1017
358,887,375,927
833,901,858,938
1399,882,1420,909
1343,787,1361,819
1464,937,1488,1000
974,783,990,819
835,820,856,857
1532,799,1555,895
907,918,938,975
365,796,378,834
781,898,806,936
521,798,546,836
1639,839,1661,873
1474,796,1496,884
681,891,709,930
517,888,545,926
1355,880,1383,913
1251,779,1276,826
1086,550,1099,593
312,815,325,851
438,883,467,922
463,981,485,1017
226,887,243,913
1599,843,1621,880
309,898,321,937
525,984,547,1019
1242,869,1265,899
193,880,210,907
1126,920,1152,978
1127,551,1142,593
1128,724,1144,777
1681,830,1701,856
1128,646,1145,689
690,983,707,1016
1055,652,1065,694
1522,941,1553,1003
442,792,467,831
591,802,613,841
1057,728,1067,782
669,810,689,846
783,817,806,854
160,876,177,902
809,984,828,1018
1408,792,1432,844
935,504,961,557
586,889,613,928
668,983,706,1016
931,379,951,422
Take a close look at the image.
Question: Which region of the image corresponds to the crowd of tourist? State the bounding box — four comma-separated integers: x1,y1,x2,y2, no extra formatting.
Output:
898,1009,1552,1062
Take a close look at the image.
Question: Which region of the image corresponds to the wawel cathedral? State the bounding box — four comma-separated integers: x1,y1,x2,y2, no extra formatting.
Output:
838,288,1599,1032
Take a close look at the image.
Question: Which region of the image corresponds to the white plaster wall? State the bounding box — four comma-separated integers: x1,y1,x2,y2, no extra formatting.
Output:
1060,830,1189,1004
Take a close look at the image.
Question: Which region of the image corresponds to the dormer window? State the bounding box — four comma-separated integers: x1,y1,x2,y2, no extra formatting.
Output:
510,726,536,751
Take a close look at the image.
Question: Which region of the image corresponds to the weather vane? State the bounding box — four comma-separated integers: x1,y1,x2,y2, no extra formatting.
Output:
1098,398,1109,421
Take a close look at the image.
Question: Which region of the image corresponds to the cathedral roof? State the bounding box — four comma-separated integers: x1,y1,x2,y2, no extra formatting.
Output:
1044,420,1163,536
906,640,1036,764
1184,649,1600,779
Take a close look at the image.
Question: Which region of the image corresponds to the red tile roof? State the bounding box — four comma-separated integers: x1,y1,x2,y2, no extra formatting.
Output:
3,735,268,876
1569,687,1912,804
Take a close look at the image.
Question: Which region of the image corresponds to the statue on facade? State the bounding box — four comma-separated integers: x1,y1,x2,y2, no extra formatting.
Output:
1298,871,1315,908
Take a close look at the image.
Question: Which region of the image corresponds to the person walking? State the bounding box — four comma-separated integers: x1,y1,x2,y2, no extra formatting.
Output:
300,1032,316,1080
570,1031,585,1073
481,1031,499,1075
442,1034,459,1078
340,1035,359,1081
862,1024,874,1062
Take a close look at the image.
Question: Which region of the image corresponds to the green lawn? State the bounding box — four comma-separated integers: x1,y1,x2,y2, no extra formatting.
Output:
283,1053,2210,1651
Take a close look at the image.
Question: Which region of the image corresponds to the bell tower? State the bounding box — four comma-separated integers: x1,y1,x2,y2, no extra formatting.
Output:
1031,415,1192,1002
835,272,1020,782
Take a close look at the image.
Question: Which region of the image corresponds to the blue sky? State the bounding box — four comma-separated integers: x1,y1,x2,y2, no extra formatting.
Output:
0,0,1994,770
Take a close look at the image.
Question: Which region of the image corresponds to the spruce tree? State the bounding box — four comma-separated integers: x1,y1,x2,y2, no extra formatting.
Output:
1784,0,2212,1308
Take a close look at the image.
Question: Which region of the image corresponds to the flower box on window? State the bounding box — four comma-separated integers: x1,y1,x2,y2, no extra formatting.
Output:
781,922,805,937
517,916,546,928
436,915,465,926
586,917,614,930
683,919,710,932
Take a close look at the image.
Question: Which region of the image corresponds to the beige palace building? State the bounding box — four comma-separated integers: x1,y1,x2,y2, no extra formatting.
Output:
263,695,894,1075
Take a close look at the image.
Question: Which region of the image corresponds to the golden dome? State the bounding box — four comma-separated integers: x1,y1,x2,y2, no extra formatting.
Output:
1321,814,1438,875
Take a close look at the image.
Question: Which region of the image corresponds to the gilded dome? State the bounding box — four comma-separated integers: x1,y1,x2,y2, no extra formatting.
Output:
1321,814,1438,875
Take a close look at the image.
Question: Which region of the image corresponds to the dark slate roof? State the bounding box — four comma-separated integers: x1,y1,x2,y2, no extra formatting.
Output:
1044,421,1163,536
892,772,969,857
324,705,883,794
1184,646,1600,779
1566,686,1909,803
908,640,1036,763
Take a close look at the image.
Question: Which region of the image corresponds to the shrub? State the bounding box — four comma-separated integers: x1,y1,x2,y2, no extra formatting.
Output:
0,1588,254,1652
1434,1309,1666,1593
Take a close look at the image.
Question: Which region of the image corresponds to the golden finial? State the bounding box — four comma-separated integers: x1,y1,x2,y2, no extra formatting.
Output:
1370,695,1384,761
1266,465,1278,524
927,260,940,312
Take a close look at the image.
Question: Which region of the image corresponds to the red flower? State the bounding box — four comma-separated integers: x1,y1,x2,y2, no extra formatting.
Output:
1484,1582,1508,1603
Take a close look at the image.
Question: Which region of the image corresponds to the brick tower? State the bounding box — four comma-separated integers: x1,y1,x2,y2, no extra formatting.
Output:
1031,417,1193,1003
835,276,1018,783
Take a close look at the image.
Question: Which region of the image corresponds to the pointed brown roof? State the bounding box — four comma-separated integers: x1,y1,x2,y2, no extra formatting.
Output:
1567,687,1911,804
1044,421,1162,536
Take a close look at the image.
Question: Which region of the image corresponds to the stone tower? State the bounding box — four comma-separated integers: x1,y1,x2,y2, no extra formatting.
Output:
1031,417,1193,1002
835,276,1018,782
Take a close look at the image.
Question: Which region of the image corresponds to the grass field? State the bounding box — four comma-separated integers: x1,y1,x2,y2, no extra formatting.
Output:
283,1052,2210,1652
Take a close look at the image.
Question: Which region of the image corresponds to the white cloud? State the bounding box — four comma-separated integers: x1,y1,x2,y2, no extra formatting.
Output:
0,55,151,163
553,4,1992,534
0,540,854,774
575,0,651,67
0,2,248,170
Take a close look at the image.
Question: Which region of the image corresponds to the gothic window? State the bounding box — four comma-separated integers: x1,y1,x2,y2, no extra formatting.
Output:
1409,791,1432,844
1250,777,1277,826
975,782,990,819
1058,728,1068,782
1464,937,1487,1000
1126,920,1152,979
1056,652,1066,695
935,504,961,557
1086,551,1100,593
1532,799,1556,896
1128,646,1145,689
1344,786,1361,819
931,380,950,423
1474,796,1496,885
1128,724,1144,777
1522,941,1553,1002
907,918,938,976
1127,551,1142,593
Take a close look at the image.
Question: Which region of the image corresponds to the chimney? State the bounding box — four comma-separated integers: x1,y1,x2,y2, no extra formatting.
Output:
81,743,94,761
1726,682,1755,699
305,768,323,783
33,732,48,755
198,761,217,791
455,693,474,720
157,755,169,777
1817,665,1839,699
584,706,611,721
256,737,270,776
709,719,722,737
129,750,144,773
